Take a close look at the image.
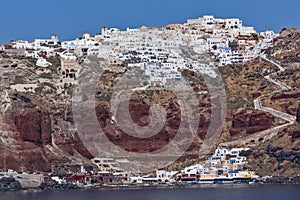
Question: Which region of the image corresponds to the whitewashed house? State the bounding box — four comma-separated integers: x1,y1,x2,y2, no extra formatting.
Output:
207,37,225,51
59,50,77,60
61,40,76,49
156,170,176,183
238,26,256,36
186,18,202,26
225,18,242,30
36,57,52,67
25,50,39,58
231,50,243,64
12,40,33,49
202,15,215,26
33,34,59,48
182,164,202,176
82,32,90,39
101,27,120,37
260,30,277,40
217,47,233,66
213,29,227,37
229,148,250,156
243,50,257,62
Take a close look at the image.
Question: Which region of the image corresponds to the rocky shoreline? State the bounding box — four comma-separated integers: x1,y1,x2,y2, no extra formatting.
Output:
0,177,22,192
1,176,299,193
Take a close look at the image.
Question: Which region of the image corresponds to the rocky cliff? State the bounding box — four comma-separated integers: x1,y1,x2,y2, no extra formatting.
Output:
0,28,299,177
0,56,92,172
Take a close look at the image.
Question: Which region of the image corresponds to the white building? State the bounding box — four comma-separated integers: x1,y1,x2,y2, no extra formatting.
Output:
213,29,227,37
243,50,257,62
202,15,215,26
186,18,202,26
82,32,90,39
238,26,256,36
231,50,243,64
25,50,39,58
182,164,202,176
34,34,59,48
156,170,177,182
59,50,77,60
229,156,247,165
225,18,242,29
101,27,120,37
36,57,52,67
229,148,250,156
217,47,233,66
12,40,33,49
260,30,277,40
207,37,226,51
61,40,77,49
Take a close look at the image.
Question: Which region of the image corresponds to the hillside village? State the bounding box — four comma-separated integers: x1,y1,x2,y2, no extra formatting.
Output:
1,15,299,190
2,15,276,87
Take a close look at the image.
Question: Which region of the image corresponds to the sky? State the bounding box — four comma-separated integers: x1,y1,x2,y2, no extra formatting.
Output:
0,0,300,44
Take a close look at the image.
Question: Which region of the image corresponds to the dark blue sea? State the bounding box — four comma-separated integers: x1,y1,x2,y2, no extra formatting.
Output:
1,184,299,200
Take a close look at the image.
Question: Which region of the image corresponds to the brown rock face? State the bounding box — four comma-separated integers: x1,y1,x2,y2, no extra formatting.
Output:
230,108,275,136
1,27,300,177
297,104,300,123
197,113,211,140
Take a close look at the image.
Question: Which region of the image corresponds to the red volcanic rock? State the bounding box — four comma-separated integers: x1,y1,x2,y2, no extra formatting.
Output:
94,96,212,155
252,92,262,99
267,91,300,116
271,92,300,101
129,99,150,126
230,108,275,136
95,99,181,153
249,112,273,127
245,126,272,135
0,103,93,172
12,108,52,147
229,128,240,136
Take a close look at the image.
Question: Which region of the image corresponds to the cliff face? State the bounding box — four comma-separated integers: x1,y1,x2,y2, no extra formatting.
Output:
271,28,300,64
0,28,299,176
297,104,300,123
11,107,52,147
230,108,275,136
243,28,300,177
0,57,92,172
0,96,94,172
0,55,284,172
95,100,180,153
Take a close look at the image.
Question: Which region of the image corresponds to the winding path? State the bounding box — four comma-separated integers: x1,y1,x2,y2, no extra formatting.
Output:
220,55,297,147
